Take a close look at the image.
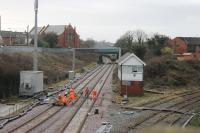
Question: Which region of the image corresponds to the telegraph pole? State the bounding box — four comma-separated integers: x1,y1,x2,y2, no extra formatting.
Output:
33,0,38,71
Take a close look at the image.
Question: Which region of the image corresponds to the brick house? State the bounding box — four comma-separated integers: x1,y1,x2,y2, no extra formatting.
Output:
0,31,26,45
168,37,200,60
29,24,80,48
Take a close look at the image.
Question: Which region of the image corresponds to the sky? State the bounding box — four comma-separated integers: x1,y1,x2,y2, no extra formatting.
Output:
0,0,200,43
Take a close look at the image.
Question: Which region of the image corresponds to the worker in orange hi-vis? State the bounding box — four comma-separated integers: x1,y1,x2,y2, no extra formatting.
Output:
92,89,97,102
61,96,67,105
69,88,75,103
57,95,67,105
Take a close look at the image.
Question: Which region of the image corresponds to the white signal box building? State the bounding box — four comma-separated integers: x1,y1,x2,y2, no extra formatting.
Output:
117,53,146,95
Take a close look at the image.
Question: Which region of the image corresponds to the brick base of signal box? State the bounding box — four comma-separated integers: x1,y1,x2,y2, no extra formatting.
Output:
120,81,144,96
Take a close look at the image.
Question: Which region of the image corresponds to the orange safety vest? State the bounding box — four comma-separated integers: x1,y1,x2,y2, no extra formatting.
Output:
69,89,75,100
62,96,67,105
58,95,67,105
92,90,97,100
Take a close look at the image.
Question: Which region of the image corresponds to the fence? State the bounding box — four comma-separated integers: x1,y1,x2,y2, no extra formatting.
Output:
0,46,73,54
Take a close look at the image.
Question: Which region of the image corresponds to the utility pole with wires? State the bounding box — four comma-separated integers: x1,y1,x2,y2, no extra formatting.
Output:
33,0,38,71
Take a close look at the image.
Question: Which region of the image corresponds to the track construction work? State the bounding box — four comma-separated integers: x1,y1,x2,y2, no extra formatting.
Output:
0,64,114,133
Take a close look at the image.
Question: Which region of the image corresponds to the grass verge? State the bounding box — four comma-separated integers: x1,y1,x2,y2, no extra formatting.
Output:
189,107,200,127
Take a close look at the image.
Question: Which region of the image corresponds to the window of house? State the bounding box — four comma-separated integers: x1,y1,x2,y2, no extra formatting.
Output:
121,65,143,74
132,66,138,72
138,67,143,72
122,66,132,73
132,66,143,73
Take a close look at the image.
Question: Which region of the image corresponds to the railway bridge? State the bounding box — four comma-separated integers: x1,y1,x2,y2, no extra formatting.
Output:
74,47,121,63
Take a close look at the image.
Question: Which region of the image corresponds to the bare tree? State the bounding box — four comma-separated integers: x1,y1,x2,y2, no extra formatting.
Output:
120,30,147,45
114,30,147,59
135,29,147,45
123,31,135,47
115,30,148,49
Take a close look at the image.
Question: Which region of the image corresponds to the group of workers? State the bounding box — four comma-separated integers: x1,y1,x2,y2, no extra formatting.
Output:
57,87,75,105
56,86,97,106
84,87,97,101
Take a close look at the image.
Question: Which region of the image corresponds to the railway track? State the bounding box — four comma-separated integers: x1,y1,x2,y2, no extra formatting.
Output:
6,65,112,133
110,89,200,133
140,89,200,108
34,65,114,133
0,65,103,131
160,97,200,126
61,65,114,133
3,63,198,133
126,89,200,132
9,106,62,133
25,65,112,133
47,65,104,97
0,64,108,133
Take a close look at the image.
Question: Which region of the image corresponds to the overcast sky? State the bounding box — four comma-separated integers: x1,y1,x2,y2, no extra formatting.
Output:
0,0,200,43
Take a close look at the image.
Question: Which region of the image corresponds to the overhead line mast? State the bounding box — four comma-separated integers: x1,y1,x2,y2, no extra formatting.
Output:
33,0,38,71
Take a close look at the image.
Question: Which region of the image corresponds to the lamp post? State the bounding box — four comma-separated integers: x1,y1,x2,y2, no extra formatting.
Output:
33,0,38,71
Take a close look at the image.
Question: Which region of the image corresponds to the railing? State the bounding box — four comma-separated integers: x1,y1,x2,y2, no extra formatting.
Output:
0,46,73,54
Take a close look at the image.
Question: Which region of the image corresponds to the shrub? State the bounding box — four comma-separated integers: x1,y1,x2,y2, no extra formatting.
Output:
161,47,173,55
144,55,200,87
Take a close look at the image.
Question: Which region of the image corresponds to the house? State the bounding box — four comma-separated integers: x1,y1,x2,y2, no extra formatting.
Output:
0,31,27,45
29,24,80,48
28,26,46,45
168,37,200,60
117,53,146,96
29,26,45,37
